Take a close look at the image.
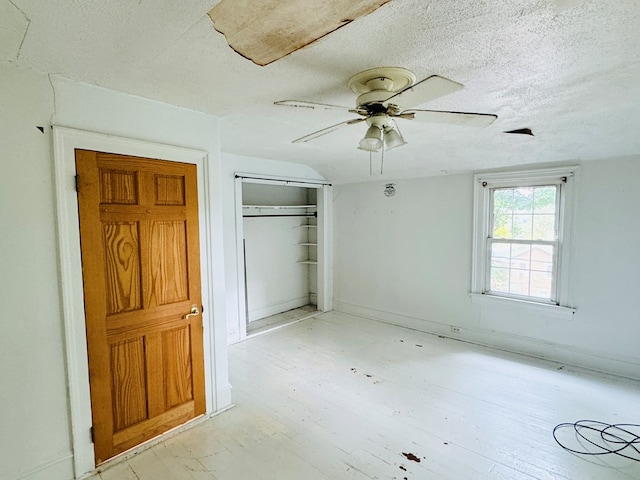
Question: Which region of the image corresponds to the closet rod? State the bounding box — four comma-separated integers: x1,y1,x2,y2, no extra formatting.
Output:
235,174,331,186
243,213,317,218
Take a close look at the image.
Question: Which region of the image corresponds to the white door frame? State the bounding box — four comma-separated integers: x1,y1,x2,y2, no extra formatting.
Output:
53,127,227,478
233,173,333,340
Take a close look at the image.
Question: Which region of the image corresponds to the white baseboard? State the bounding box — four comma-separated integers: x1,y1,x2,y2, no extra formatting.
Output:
334,299,640,381
248,295,310,322
11,451,74,480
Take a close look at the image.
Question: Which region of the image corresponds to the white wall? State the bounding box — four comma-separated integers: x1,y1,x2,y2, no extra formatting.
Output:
220,154,325,343
244,216,312,320
333,157,640,380
0,63,231,480
0,64,73,480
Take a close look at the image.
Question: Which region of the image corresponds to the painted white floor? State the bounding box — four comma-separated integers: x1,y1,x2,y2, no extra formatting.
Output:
247,304,318,336
90,311,640,480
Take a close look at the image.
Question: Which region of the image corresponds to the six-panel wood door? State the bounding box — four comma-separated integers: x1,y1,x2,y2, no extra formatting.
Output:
75,150,205,464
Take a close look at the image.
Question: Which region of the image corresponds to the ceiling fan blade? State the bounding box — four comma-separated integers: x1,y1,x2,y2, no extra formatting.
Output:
383,75,464,109
401,109,497,127
275,100,351,112
292,118,365,143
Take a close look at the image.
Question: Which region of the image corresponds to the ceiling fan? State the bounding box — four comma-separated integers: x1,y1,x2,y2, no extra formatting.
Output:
275,67,498,152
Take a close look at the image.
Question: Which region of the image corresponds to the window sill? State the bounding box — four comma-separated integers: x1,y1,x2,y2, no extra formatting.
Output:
469,293,576,320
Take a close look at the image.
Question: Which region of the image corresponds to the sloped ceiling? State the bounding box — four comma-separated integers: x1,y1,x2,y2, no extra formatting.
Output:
2,0,640,184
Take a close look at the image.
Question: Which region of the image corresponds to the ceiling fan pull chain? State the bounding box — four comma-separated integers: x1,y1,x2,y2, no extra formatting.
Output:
381,147,385,175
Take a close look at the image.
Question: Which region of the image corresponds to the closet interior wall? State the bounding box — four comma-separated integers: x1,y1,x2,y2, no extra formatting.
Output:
242,183,317,324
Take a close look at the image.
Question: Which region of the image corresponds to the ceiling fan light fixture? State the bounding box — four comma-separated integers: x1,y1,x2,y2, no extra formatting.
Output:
384,127,406,150
359,125,383,151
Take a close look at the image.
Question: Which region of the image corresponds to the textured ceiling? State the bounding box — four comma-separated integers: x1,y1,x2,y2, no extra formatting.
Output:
3,0,640,183
208,0,392,66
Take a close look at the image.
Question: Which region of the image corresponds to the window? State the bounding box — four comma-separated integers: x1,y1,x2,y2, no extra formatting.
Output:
472,167,578,307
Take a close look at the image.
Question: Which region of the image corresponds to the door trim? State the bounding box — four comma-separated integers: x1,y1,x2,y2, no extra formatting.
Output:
52,127,229,478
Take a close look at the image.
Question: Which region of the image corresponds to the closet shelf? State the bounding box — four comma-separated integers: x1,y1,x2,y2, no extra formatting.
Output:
297,260,318,265
243,205,316,209
298,243,317,246
299,224,317,228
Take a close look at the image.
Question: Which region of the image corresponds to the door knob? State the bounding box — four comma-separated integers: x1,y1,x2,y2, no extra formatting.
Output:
184,305,200,319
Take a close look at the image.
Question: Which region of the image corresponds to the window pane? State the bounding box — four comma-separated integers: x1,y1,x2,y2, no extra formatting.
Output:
490,267,509,292
509,268,530,296
493,214,513,238
533,186,557,214
493,189,513,214
513,187,533,213
491,243,511,268
531,259,553,273
533,214,555,240
510,244,531,270
530,271,553,298
513,214,533,240
531,245,554,271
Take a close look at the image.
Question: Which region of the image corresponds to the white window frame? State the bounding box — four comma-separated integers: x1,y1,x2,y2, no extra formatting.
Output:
471,166,578,313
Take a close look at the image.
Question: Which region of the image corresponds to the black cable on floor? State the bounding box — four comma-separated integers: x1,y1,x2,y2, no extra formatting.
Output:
553,420,640,462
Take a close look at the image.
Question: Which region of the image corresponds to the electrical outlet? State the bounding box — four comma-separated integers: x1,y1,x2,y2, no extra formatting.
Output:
451,326,461,334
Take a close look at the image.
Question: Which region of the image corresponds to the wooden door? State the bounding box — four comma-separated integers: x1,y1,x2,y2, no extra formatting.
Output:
75,150,205,464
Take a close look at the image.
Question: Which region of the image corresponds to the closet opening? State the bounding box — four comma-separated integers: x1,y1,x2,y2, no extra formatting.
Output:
234,174,332,340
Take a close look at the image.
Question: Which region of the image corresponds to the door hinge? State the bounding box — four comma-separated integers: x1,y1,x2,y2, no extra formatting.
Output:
75,174,80,192
201,305,204,314
90,426,95,443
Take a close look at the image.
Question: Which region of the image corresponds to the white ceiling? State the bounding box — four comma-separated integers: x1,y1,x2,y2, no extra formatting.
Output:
3,0,640,183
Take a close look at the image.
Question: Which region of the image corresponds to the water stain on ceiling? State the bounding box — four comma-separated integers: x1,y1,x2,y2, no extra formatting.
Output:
208,0,392,66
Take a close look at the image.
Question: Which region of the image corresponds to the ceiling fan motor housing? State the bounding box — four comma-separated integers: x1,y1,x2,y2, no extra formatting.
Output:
348,67,417,107
356,90,394,106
